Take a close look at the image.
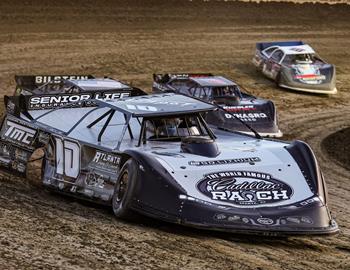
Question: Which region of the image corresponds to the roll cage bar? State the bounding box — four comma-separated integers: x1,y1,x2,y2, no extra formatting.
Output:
32,99,134,150
30,98,216,150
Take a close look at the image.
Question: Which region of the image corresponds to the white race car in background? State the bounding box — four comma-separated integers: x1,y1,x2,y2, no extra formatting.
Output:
253,41,337,94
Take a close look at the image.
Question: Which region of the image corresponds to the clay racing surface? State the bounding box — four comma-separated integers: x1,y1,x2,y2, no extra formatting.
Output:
0,0,350,269
322,128,350,171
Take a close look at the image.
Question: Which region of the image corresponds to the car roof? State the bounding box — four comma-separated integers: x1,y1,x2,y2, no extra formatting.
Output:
274,44,315,55
69,78,131,90
96,93,215,117
189,76,236,87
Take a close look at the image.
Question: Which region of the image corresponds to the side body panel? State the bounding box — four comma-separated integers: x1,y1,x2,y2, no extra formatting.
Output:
42,137,124,203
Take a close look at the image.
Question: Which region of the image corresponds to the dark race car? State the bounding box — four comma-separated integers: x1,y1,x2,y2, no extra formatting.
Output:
0,93,338,235
152,73,282,138
252,41,337,94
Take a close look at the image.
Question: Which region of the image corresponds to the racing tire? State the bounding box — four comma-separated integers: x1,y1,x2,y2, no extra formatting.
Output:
256,60,264,71
112,158,138,220
26,148,45,186
275,72,282,87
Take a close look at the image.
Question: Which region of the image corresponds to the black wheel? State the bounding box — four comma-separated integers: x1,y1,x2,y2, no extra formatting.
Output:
112,159,138,219
275,72,282,87
26,148,45,186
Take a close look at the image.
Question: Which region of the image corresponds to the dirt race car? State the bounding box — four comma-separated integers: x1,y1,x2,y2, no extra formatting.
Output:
252,41,337,94
0,92,338,235
153,73,282,137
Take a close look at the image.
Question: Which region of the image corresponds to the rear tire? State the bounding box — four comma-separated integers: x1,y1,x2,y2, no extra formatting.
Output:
26,148,45,186
112,159,138,219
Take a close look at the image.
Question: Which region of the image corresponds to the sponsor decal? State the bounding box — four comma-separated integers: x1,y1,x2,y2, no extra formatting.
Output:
242,217,250,224
289,47,305,52
125,99,196,112
225,112,268,122
85,172,105,189
128,99,195,107
28,91,131,110
213,213,242,223
197,171,293,206
3,120,36,145
293,64,326,83
257,217,274,225
223,105,256,112
188,157,261,166
35,75,89,84
169,74,210,79
299,197,318,206
294,74,326,81
280,216,313,225
214,214,227,220
90,151,121,172
93,151,120,165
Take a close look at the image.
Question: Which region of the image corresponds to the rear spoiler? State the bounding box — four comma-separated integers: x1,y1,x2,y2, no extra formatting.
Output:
6,87,147,114
153,73,213,83
14,74,95,95
256,41,304,51
5,94,99,119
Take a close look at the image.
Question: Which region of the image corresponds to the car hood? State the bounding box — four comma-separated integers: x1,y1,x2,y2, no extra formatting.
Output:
290,63,332,84
137,138,314,209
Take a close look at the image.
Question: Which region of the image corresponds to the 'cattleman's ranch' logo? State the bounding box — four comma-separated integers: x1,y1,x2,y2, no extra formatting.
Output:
197,171,293,206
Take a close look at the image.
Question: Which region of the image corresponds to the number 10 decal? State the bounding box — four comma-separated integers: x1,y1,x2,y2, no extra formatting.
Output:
55,137,80,178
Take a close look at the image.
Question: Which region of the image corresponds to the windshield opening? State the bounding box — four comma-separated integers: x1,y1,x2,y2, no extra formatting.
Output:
282,53,323,65
212,86,240,97
188,85,241,100
141,114,213,143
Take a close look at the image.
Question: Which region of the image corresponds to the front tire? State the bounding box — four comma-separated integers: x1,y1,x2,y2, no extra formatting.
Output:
275,72,282,87
112,159,138,219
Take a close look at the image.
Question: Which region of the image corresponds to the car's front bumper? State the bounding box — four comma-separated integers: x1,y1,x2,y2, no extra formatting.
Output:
279,68,337,95
177,195,339,236
279,84,337,95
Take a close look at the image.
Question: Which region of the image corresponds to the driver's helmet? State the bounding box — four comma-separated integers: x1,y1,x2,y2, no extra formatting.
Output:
222,86,231,96
158,118,181,137
295,54,312,64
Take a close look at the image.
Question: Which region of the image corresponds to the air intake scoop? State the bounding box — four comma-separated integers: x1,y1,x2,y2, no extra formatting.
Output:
181,136,220,157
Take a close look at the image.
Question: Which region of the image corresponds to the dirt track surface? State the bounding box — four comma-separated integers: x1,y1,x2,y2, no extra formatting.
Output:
0,1,350,269
322,128,350,171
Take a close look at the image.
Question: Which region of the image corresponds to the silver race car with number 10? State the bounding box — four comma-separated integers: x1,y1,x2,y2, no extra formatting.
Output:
0,92,338,235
